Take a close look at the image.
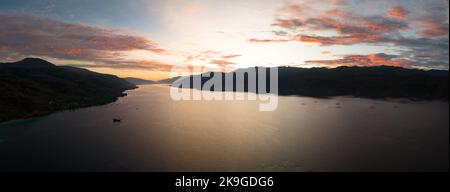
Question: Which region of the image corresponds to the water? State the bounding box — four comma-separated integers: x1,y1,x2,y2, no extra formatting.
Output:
0,85,448,171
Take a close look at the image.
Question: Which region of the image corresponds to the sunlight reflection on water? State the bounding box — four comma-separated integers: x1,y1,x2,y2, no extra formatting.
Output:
0,85,448,171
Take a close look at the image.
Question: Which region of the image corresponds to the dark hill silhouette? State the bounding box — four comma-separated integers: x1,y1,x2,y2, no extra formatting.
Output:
172,66,449,100
158,76,181,84
0,58,137,122
124,77,155,85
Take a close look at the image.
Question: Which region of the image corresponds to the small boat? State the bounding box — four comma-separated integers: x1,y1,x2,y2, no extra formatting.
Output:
113,118,121,123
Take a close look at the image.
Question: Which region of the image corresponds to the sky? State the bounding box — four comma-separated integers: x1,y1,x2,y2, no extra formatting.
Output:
0,0,448,80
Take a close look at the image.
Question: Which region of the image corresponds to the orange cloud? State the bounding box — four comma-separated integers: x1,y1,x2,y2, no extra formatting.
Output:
293,34,382,45
221,54,242,59
70,59,174,71
387,6,409,19
306,53,410,67
210,59,235,65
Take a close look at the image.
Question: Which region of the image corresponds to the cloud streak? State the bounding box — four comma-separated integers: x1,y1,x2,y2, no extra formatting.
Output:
306,53,410,67
221,54,242,59
387,6,409,19
248,38,291,43
210,59,235,65
68,60,174,71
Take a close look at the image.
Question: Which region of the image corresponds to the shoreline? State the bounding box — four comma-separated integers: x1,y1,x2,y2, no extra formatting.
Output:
0,90,134,124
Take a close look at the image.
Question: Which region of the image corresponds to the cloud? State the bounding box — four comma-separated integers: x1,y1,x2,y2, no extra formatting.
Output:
0,14,165,63
292,34,383,45
184,50,242,62
181,50,242,70
324,9,350,18
249,0,448,69
387,6,409,19
0,45,8,51
258,2,411,46
210,59,235,65
248,38,290,43
388,37,449,69
359,16,410,33
221,54,242,59
411,4,449,38
271,19,303,29
331,0,348,8
68,59,174,71
271,30,289,36
306,53,411,67
273,16,409,38
0,13,177,72
414,20,449,37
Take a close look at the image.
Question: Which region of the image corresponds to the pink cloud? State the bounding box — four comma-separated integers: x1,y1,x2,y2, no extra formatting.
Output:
0,45,9,51
414,20,449,37
210,59,235,65
69,59,174,71
0,14,165,62
331,0,348,8
387,6,409,19
221,54,242,59
324,9,350,18
306,53,411,67
293,34,383,45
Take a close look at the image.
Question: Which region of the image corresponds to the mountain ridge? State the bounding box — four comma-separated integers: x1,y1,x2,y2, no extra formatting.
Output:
170,66,449,100
124,77,156,85
0,58,137,122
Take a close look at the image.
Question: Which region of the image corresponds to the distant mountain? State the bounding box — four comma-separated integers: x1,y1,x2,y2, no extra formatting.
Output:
158,76,181,84
0,58,137,122
172,66,449,100
124,77,155,85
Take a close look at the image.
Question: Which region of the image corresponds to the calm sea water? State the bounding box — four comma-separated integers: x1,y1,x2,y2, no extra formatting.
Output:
0,85,448,171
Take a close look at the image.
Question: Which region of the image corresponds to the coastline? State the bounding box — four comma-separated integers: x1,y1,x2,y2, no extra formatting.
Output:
0,89,135,124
